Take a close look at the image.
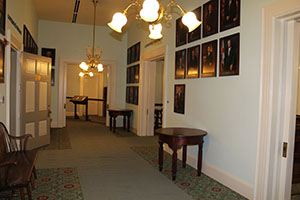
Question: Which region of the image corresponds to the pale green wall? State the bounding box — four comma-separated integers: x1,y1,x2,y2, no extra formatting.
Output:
38,20,127,125
126,0,277,187
0,0,38,124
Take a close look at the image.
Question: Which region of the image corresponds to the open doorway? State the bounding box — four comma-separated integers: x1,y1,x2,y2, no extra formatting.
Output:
65,64,108,124
138,46,167,136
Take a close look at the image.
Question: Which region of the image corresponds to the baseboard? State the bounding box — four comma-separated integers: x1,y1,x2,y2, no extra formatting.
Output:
51,121,58,128
164,147,253,199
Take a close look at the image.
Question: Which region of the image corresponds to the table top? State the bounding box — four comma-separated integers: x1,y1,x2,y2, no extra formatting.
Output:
108,109,133,112
155,127,207,137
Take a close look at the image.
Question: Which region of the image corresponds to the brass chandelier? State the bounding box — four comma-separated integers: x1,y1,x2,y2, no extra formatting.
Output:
79,0,103,77
108,0,201,39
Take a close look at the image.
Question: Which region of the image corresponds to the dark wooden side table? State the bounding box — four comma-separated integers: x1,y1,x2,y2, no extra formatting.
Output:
155,127,207,180
108,109,133,132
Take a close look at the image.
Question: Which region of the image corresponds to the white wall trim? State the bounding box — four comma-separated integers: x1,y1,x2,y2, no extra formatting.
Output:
255,0,300,199
164,147,252,199
138,45,168,136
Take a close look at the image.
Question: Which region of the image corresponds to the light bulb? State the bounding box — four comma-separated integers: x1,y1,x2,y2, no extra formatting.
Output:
182,12,201,32
149,23,163,40
89,72,94,77
79,62,89,71
97,64,103,72
107,12,128,33
79,72,84,77
140,8,159,22
142,0,159,12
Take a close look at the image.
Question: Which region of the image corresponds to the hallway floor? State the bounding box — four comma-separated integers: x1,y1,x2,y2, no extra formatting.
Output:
37,118,193,200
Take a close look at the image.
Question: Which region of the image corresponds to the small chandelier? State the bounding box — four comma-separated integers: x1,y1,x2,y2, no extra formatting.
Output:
79,0,104,77
108,0,201,40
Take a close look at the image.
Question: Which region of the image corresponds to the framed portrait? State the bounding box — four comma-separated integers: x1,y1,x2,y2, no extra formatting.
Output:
176,17,188,47
174,84,185,114
127,48,130,65
42,48,56,66
203,0,218,38
126,87,130,103
201,40,217,77
134,64,139,83
126,67,130,83
0,0,6,35
219,33,240,76
136,42,140,62
220,0,240,32
133,86,139,105
175,49,186,79
187,45,200,79
51,68,55,86
188,6,201,43
129,86,134,103
0,40,4,83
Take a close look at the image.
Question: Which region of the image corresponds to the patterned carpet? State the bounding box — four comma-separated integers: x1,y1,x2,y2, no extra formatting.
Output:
292,183,300,199
131,146,248,200
39,128,72,150
0,168,83,200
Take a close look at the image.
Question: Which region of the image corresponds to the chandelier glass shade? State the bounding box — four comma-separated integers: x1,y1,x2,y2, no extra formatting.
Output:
79,0,103,77
107,0,201,40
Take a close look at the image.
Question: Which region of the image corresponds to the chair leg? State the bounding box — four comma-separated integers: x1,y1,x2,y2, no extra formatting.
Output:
33,167,37,179
27,184,32,200
31,175,35,190
19,188,25,200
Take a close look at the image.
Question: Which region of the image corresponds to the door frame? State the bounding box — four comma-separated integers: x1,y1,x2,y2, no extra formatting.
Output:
58,58,116,127
254,0,300,199
5,29,23,136
138,45,168,136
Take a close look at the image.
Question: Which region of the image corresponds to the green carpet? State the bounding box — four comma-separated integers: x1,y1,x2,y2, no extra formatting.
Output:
292,183,300,199
0,168,83,200
39,128,72,150
131,146,247,200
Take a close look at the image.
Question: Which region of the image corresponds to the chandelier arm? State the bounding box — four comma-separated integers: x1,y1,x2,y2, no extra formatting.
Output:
164,0,186,20
123,0,141,15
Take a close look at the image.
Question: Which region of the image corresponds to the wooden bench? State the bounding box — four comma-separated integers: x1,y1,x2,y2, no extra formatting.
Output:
0,122,37,200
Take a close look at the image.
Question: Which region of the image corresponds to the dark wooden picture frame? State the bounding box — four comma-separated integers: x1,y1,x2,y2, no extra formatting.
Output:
188,6,201,43
219,33,240,76
203,0,218,38
174,84,185,114
126,86,130,103
126,86,139,105
187,45,200,79
42,48,56,66
134,64,139,83
127,42,141,65
220,0,240,32
0,39,4,83
0,0,6,35
175,49,186,79
176,17,188,47
133,86,139,105
201,40,217,77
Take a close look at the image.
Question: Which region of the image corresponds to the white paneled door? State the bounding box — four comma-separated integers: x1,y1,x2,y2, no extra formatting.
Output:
20,52,51,149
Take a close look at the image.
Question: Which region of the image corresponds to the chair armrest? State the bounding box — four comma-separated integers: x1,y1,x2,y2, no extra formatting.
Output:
7,134,32,151
0,161,17,168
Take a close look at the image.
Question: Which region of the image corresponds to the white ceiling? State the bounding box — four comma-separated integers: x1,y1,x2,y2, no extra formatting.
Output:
34,0,136,26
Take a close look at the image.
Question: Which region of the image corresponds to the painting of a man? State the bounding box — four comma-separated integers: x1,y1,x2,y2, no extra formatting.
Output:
188,6,201,43
187,46,200,78
203,0,218,38
201,40,217,77
42,48,56,66
220,33,239,76
175,49,186,79
220,0,240,31
174,84,185,114
0,0,5,35
176,17,187,47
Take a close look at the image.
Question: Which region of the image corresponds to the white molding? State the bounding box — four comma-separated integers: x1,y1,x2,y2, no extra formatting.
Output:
51,121,58,128
255,0,300,199
138,45,168,136
164,147,252,199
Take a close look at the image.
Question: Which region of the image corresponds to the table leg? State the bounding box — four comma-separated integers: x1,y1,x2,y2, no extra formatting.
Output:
172,149,177,181
127,115,130,132
123,115,126,130
109,117,112,131
113,117,116,132
74,104,78,119
159,142,164,171
182,145,187,168
197,143,203,176
85,102,89,121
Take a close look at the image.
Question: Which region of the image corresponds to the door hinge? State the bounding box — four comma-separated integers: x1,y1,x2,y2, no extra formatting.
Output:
282,142,288,158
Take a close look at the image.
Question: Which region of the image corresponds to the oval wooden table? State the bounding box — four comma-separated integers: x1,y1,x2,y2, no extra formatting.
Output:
155,127,207,181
